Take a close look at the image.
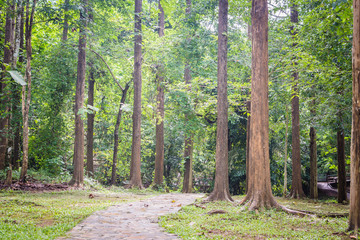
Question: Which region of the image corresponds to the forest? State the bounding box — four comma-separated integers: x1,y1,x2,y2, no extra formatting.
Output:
0,0,360,239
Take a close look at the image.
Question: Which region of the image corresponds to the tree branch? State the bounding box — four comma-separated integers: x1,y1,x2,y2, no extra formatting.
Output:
90,49,124,91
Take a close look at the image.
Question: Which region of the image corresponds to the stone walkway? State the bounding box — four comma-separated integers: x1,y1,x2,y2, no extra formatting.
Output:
58,193,203,240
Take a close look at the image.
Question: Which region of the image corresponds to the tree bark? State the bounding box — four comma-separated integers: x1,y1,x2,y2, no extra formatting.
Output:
337,130,347,203
153,1,165,187
207,0,232,202
20,0,37,182
0,1,15,170
245,100,251,194
240,0,279,210
69,0,87,187
86,68,95,176
111,84,130,185
129,0,143,189
289,4,305,199
62,0,70,41
283,109,289,197
309,127,318,199
13,1,23,67
350,0,360,231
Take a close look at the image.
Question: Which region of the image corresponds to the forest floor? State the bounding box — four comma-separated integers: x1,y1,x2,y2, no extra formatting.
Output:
0,182,355,240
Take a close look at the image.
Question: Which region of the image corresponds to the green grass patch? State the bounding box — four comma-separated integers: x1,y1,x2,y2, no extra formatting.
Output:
0,188,155,240
160,196,350,239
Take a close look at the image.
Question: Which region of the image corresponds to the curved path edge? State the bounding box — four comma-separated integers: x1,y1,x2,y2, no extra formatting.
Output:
58,193,204,240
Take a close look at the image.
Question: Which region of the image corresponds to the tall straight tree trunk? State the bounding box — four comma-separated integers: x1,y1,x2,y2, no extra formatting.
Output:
207,0,232,202
129,0,143,188
283,109,289,197
20,0,37,182
0,1,15,170
350,0,360,231
289,4,305,199
337,130,347,203
111,84,130,185
309,127,318,199
245,100,251,194
62,0,70,41
153,1,165,187
13,1,23,67
86,68,95,176
182,0,194,194
69,0,87,187
240,0,279,209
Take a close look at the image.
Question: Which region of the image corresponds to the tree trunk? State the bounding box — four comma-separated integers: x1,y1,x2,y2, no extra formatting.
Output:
350,0,360,231
62,0,69,41
309,127,318,199
86,68,95,176
69,0,87,187
182,0,194,194
207,0,232,202
111,84,130,185
13,1,23,67
182,136,193,193
20,0,37,182
129,0,143,189
289,4,305,199
0,1,15,170
240,0,279,210
283,109,289,197
337,130,347,203
245,100,251,194
153,1,165,187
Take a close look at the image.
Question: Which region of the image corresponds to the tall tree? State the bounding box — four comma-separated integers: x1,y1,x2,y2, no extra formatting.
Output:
62,0,70,41
86,66,95,176
207,0,232,201
19,0,37,182
289,3,305,199
0,0,15,170
153,1,165,188
283,108,289,197
129,0,143,188
240,0,278,209
337,129,347,203
309,127,318,199
182,0,193,194
349,0,360,228
69,0,87,187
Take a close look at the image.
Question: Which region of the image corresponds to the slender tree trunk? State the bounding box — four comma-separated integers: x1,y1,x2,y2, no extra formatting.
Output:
182,0,194,194
245,100,251,194
182,135,193,193
207,0,232,202
111,84,130,185
350,0,360,231
19,6,25,63
69,0,87,187
13,1,23,67
62,0,69,41
129,0,143,189
283,109,289,197
20,0,36,182
153,1,165,187
289,4,305,199
86,68,95,176
240,0,279,210
0,1,15,170
309,127,318,199
337,130,347,203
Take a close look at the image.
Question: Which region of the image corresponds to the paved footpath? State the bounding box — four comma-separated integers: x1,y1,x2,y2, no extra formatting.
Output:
58,193,204,240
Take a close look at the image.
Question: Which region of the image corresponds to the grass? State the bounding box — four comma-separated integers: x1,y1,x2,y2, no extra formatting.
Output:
0,188,156,240
159,195,352,240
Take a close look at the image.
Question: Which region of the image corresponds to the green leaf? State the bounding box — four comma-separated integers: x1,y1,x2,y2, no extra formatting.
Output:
8,70,27,86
